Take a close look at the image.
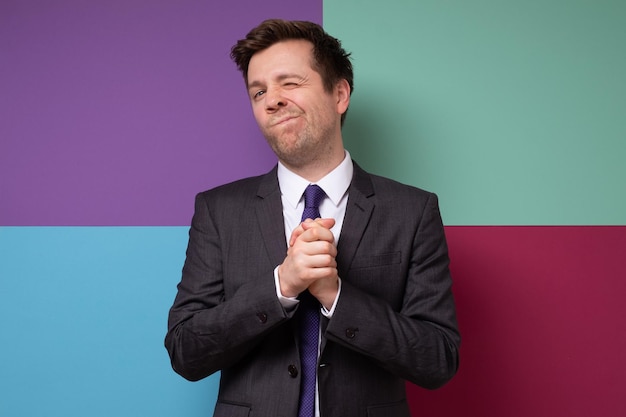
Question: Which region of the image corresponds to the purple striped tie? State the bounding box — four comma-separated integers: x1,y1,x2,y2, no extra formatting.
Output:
297,184,325,417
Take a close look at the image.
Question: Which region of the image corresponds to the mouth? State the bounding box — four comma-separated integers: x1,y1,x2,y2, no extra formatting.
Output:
271,114,299,126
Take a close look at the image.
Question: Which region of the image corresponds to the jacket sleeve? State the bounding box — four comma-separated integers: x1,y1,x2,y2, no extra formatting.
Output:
164,192,291,381
324,192,460,389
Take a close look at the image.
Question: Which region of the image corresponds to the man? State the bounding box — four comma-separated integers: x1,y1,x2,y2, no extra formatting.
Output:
165,19,460,417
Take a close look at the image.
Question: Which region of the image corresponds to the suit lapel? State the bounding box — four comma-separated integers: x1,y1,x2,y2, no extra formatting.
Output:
254,168,303,348
255,166,288,267
336,162,375,277
321,163,375,352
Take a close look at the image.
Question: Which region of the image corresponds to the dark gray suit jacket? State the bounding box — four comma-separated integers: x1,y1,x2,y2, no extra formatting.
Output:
165,162,460,417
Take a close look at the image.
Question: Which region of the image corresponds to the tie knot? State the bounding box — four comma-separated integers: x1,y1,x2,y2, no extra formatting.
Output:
301,185,326,222
303,184,326,209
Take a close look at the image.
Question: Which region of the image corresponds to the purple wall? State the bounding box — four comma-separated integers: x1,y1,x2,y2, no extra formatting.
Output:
1,0,322,225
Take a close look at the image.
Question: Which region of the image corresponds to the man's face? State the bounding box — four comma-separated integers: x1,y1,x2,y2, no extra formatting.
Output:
246,40,348,169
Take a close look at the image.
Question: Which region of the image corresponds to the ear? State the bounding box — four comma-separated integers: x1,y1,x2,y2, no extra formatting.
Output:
335,78,351,115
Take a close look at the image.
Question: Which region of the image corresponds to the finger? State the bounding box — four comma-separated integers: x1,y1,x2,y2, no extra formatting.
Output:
288,222,307,247
289,218,335,246
301,218,335,230
299,265,338,282
300,218,336,244
299,225,335,245
305,251,337,269
290,240,337,261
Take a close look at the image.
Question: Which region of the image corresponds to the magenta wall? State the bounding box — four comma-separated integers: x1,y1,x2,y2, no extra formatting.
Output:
410,226,626,416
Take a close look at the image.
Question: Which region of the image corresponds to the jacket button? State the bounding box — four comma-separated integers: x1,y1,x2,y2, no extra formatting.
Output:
288,365,298,378
345,328,358,339
256,312,268,323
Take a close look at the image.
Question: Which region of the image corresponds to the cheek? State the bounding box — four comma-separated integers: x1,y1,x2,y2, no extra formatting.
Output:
309,101,335,125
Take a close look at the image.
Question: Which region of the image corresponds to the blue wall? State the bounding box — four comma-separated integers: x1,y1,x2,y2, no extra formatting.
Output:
0,227,218,415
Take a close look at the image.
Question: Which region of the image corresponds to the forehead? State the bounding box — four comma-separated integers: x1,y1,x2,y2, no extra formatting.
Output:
247,39,315,83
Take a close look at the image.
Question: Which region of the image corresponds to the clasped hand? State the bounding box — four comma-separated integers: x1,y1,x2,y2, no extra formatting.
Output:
278,218,338,310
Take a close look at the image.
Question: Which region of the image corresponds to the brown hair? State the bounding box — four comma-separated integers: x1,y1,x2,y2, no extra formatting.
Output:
231,19,354,122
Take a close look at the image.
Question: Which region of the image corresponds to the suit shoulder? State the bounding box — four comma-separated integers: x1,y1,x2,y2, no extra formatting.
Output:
367,172,436,202
196,169,277,200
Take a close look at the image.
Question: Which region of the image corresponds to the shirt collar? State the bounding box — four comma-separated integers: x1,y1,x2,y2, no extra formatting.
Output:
277,150,354,209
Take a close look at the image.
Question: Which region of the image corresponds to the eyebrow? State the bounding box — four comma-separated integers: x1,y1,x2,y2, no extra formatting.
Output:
247,73,304,91
247,80,264,92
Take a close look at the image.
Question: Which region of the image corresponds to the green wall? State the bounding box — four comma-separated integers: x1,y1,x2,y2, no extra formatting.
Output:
325,0,626,225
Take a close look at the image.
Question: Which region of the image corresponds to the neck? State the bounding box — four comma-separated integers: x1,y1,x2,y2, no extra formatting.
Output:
281,147,346,183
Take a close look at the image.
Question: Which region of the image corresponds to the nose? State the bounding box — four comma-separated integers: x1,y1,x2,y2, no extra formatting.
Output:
264,88,287,112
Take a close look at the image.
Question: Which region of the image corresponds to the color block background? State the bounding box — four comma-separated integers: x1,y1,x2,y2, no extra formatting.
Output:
329,0,626,226
1,1,625,417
